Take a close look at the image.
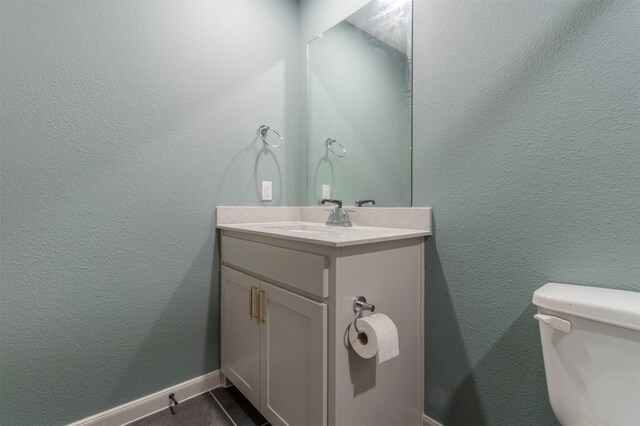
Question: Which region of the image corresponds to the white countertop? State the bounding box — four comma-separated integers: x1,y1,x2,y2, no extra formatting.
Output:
217,221,430,247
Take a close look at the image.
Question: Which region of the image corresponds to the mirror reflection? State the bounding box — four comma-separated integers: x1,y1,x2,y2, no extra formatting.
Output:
306,0,412,207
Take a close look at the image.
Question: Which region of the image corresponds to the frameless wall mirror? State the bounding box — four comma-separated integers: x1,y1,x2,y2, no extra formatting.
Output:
307,0,412,207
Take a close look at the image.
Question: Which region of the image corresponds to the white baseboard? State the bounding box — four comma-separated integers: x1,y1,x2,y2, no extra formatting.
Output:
68,370,221,426
423,413,445,426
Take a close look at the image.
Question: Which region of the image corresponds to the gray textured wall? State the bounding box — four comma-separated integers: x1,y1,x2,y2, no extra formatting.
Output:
413,0,640,424
2,1,639,425
0,1,299,424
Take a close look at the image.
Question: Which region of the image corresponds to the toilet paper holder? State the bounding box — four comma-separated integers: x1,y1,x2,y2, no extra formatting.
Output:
353,296,375,333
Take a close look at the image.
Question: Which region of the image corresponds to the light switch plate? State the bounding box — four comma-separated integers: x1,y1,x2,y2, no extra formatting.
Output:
262,181,272,201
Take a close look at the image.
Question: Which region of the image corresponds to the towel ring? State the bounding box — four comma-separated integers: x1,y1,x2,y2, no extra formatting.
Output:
326,138,346,158
259,125,283,148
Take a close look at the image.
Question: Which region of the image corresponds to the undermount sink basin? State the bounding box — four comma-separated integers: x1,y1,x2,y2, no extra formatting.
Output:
262,223,353,233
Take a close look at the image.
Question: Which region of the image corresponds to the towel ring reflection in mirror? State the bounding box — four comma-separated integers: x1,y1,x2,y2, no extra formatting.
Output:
258,125,284,148
326,138,346,158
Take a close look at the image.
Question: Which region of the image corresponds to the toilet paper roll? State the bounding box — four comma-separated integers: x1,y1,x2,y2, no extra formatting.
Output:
348,313,399,363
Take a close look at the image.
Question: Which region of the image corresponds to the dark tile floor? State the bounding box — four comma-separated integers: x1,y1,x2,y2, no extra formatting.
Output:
128,386,269,426
210,386,268,426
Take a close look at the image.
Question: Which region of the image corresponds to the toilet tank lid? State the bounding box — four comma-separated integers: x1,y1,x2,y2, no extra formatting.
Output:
533,282,640,331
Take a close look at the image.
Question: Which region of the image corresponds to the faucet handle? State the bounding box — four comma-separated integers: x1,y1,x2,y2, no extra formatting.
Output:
321,199,343,208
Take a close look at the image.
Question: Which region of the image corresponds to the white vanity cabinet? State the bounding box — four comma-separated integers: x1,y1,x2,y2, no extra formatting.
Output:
219,224,426,426
220,243,328,426
220,267,261,407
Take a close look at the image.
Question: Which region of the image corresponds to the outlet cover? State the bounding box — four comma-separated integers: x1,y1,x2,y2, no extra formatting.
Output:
261,181,272,201
322,184,331,199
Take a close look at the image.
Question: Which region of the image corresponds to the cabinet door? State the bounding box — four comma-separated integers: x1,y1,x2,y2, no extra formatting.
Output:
221,266,261,408
259,281,327,426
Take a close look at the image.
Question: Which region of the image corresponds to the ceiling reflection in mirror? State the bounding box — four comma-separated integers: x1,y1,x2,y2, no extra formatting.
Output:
307,0,412,207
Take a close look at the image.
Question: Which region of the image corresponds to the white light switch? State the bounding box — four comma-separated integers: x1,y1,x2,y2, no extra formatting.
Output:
262,181,272,201
322,184,331,199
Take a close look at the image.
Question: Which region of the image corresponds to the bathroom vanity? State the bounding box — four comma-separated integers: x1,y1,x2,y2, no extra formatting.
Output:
217,206,431,426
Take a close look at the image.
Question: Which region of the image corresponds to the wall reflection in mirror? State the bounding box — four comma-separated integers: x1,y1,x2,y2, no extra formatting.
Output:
307,0,412,207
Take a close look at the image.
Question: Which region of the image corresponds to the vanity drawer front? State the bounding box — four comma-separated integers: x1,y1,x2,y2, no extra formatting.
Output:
222,236,329,298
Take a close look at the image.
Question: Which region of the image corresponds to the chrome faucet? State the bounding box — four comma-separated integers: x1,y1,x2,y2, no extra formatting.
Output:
320,199,352,227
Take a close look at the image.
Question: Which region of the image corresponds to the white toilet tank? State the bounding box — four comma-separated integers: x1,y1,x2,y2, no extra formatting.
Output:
533,282,640,426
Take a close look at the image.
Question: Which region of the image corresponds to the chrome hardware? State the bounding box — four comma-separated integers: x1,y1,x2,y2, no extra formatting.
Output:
321,198,342,209
353,296,375,334
326,138,346,157
258,125,284,148
320,199,352,227
355,199,375,207
353,296,375,314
